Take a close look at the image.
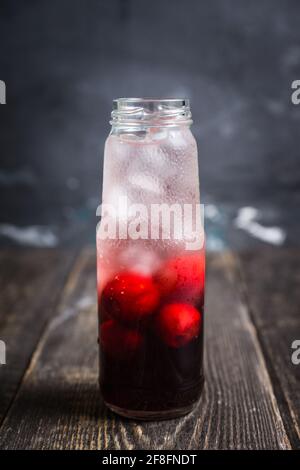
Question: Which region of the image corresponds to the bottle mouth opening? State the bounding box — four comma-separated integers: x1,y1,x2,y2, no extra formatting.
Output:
110,98,192,127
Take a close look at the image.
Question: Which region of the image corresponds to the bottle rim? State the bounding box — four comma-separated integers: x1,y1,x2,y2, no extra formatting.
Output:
110,98,193,128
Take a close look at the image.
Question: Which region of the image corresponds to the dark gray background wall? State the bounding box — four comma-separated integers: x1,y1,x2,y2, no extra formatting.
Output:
0,0,299,249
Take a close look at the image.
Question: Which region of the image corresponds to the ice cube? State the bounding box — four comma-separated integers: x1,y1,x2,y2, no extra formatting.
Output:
128,173,161,194
119,244,161,275
149,129,168,142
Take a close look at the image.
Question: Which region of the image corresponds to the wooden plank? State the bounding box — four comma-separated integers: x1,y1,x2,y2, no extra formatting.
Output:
0,250,291,449
0,248,76,423
237,249,300,449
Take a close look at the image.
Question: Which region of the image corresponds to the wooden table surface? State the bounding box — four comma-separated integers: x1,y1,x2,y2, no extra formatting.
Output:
0,247,299,450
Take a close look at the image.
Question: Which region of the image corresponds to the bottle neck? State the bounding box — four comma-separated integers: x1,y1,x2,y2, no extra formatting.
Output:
110,98,193,131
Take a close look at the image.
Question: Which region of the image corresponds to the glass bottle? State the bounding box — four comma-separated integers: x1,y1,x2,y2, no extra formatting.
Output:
97,98,205,419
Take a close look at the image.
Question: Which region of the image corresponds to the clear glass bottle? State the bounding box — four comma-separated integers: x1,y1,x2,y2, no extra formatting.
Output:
97,98,205,419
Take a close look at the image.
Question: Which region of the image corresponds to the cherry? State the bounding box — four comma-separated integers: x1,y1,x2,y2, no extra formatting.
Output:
100,319,143,359
102,271,160,325
155,303,201,348
154,253,205,303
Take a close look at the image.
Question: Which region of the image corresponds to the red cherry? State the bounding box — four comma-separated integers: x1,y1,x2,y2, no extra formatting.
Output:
100,319,143,359
102,272,160,324
155,303,201,348
154,253,205,303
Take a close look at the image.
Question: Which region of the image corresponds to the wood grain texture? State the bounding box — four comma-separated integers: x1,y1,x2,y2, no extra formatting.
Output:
237,249,300,449
0,249,76,424
0,250,292,449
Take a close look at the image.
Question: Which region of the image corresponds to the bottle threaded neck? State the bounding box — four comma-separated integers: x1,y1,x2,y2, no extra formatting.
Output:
110,98,192,128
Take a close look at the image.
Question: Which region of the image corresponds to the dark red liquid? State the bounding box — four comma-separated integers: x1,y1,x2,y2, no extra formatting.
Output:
99,308,204,415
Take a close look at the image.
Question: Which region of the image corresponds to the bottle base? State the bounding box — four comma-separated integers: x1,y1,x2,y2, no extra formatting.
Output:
103,377,204,421
105,401,200,421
